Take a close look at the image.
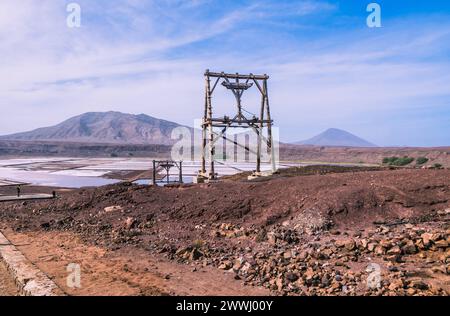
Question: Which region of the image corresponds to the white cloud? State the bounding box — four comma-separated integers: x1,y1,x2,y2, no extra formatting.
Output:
0,1,449,146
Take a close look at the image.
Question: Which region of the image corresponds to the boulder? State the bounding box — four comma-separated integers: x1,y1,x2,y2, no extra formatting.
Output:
402,240,417,255
387,246,401,255
409,280,429,290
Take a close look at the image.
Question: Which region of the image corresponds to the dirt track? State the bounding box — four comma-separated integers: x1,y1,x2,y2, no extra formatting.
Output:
0,166,449,296
0,261,17,296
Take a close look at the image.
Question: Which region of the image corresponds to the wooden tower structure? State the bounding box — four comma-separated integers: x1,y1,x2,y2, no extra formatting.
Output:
198,70,277,181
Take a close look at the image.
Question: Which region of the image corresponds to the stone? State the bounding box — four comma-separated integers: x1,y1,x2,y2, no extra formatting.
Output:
367,243,377,252
431,266,447,274
359,239,369,249
267,232,277,245
189,248,204,261
387,245,401,255
240,262,252,275
375,246,386,255
276,277,284,290
233,257,245,271
285,272,299,282
344,239,356,251
386,254,402,263
430,233,443,242
388,279,404,291
402,240,417,255
175,247,188,256
304,268,315,281
406,288,416,295
425,257,435,264
218,261,232,270
104,205,123,213
335,239,356,251
255,229,267,242
321,274,331,287
220,223,233,230
331,281,341,290
283,251,292,259
409,280,429,290
434,240,448,249
379,239,392,249
415,239,426,250
388,265,399,272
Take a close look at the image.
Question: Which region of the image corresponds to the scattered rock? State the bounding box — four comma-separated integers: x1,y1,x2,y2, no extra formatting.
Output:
285,272,299,283
104,205,123,213
267,232,277,245
434,240,448,249
409,280,429,290
124,217,137,230
402,240,417,255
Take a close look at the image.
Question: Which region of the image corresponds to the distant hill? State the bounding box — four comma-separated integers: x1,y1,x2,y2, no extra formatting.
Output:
0,111,189,145
294,128,377,147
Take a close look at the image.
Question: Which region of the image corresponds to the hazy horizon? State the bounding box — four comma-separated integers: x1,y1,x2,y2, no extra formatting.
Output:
1,1,449,147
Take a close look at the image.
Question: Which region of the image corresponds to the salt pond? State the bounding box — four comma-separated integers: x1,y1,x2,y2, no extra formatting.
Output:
0,157,302,189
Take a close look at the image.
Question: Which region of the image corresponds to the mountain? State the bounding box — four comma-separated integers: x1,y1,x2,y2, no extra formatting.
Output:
0,111,188,145
294,128,377,147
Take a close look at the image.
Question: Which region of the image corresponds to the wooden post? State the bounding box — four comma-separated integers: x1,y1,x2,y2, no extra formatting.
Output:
206,72,215,179
179,161,183,183
263,78,276,173
166,160,170,184
201,71,209,176
152,160,156,185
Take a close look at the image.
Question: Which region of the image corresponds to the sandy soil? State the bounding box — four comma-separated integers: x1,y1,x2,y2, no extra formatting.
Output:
0,229,268,296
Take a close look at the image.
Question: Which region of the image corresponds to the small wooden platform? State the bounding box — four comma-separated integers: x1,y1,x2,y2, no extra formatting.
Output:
0,194,54,202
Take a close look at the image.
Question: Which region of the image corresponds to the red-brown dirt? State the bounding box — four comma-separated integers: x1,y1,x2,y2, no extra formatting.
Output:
0,166,448,296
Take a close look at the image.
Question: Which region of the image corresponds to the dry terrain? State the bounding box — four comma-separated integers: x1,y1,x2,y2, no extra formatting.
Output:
0,261,18,296
281,145,450,168
0,166,449,296
1,140,449,169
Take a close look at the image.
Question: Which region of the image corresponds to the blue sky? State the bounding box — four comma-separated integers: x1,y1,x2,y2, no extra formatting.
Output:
0,0,449,146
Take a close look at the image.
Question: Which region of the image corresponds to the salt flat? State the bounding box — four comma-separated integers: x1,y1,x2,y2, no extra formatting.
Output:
0,157,303,188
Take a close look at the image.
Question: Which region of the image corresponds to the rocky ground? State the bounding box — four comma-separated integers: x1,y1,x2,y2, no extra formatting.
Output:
0,166,448,296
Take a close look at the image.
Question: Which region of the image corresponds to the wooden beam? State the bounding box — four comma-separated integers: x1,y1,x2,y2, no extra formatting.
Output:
205,71,269,80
